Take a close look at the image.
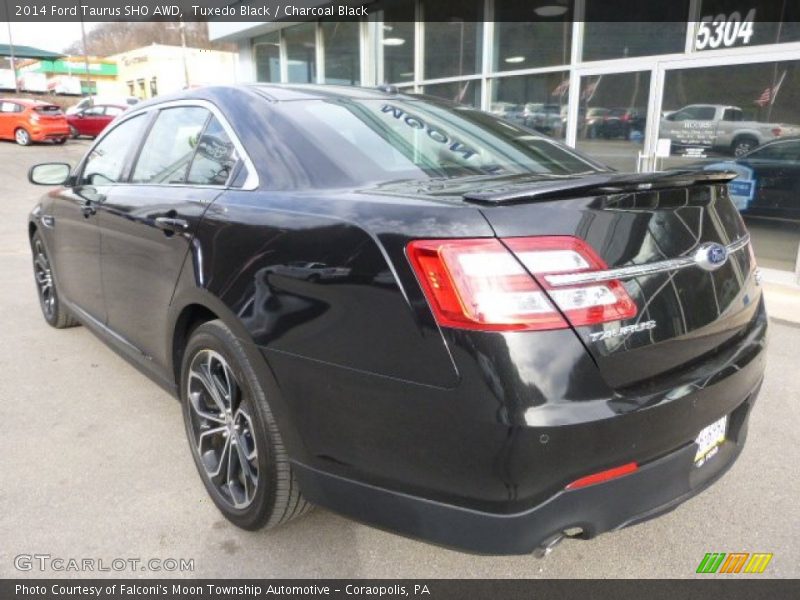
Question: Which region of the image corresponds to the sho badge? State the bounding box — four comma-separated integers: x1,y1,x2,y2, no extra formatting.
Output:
589,320,657,342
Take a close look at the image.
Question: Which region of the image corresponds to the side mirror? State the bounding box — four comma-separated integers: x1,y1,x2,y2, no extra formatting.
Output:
28,163,71,186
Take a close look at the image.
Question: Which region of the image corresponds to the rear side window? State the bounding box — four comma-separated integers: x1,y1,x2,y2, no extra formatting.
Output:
0,102,21,113
82,115,147,185
723,108,743,121
186,117,239,186
132,107,210,184
105,106,124,117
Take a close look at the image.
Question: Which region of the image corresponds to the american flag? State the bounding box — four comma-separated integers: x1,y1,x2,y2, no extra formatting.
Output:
755,71,787,107
581,76,603,101
551,80,569,97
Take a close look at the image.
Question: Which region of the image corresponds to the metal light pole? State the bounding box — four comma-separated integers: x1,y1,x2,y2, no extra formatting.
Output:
80,14,92,98
179,20,189,89
5,19,19,93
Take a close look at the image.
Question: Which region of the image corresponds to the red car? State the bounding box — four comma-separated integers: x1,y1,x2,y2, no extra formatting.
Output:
0,98,70,145
67,104,126,139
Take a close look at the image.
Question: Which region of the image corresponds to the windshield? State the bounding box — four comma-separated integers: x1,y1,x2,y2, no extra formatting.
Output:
274,97,605,186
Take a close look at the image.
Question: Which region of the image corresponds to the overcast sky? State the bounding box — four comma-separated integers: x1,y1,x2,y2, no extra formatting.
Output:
1,22,99,54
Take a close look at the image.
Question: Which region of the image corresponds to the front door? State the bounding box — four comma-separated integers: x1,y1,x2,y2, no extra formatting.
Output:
50,112,150,322
96,106,240,371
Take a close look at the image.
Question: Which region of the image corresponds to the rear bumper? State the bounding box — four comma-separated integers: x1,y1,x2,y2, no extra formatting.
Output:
30,126,69,140
294,381,759,555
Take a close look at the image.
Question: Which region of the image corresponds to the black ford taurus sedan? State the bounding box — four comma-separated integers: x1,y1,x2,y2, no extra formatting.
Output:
27,85,766,555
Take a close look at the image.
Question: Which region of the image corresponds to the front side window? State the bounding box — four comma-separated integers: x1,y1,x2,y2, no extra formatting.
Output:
671,106,716,121
82,115,147,185
132,107,210,184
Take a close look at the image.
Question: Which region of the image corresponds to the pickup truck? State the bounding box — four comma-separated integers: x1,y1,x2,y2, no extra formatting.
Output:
660,104,800,157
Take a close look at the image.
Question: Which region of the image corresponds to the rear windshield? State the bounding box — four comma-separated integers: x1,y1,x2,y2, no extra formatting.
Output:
274,97,605,186
34,105,63,115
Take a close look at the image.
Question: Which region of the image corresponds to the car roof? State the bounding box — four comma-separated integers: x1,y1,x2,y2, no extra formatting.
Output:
126,84,425,112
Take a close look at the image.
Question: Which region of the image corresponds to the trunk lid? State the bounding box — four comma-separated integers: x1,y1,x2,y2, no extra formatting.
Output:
468,171,761,389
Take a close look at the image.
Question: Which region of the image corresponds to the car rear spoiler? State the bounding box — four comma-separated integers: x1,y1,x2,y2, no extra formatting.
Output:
462,170,739,205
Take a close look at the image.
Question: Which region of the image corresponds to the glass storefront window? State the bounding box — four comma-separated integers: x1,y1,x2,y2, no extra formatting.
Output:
493,1,572,71
285,23,317,83
322,21,361,85
423,80,481,107
660,61,800,272
583,0,690,61
491,72,569,139
422,2,483,80
253,32,280,83
695,0,800,50
382,4,415,83
576,71,651,172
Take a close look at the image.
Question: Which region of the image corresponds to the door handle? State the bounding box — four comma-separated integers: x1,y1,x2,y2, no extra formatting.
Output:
154,216,189,233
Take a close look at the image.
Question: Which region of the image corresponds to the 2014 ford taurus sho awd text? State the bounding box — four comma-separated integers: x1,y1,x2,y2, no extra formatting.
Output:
27,85,766,556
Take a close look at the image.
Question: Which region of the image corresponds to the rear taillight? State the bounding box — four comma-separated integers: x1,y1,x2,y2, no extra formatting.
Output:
406,236,637,332
771,127,782,136
406,239,567,331
504,236,637,327
29,113,40,124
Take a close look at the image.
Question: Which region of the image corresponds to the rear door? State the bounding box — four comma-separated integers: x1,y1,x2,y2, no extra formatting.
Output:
96,105,243,370
79,105,107,137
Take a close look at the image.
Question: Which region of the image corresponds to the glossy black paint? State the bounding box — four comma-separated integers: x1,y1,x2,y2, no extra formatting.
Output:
29,85,767,553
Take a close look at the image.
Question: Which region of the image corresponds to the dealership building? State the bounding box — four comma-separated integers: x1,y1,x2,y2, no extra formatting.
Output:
210,0,800,282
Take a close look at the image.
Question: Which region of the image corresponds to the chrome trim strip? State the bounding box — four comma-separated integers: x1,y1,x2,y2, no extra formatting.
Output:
544,234,751,287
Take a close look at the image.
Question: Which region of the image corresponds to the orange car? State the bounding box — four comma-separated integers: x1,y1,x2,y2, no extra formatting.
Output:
0,98,70,145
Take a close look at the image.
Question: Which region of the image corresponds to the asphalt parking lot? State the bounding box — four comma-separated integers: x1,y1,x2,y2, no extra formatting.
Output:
0,139,798,579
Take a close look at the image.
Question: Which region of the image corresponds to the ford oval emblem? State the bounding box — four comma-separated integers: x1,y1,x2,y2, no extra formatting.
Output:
694,242,729,272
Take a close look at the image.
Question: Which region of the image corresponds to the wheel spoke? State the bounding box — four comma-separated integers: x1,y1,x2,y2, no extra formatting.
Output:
188,389,225,424
190,363,228,415
206,434,231,480
196,425,226,455
34,254,48,272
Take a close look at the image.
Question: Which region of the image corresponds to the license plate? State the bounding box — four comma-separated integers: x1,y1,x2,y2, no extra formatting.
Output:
694,416,727,467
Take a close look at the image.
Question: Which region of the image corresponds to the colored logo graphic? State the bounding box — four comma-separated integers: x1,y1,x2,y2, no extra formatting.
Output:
696,552,773,574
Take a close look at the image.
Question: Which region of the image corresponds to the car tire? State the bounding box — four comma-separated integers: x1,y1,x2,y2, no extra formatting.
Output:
15,128,32,146
31,232,80,329
69,126,79,139
181,319,310,530
732,137,757,157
